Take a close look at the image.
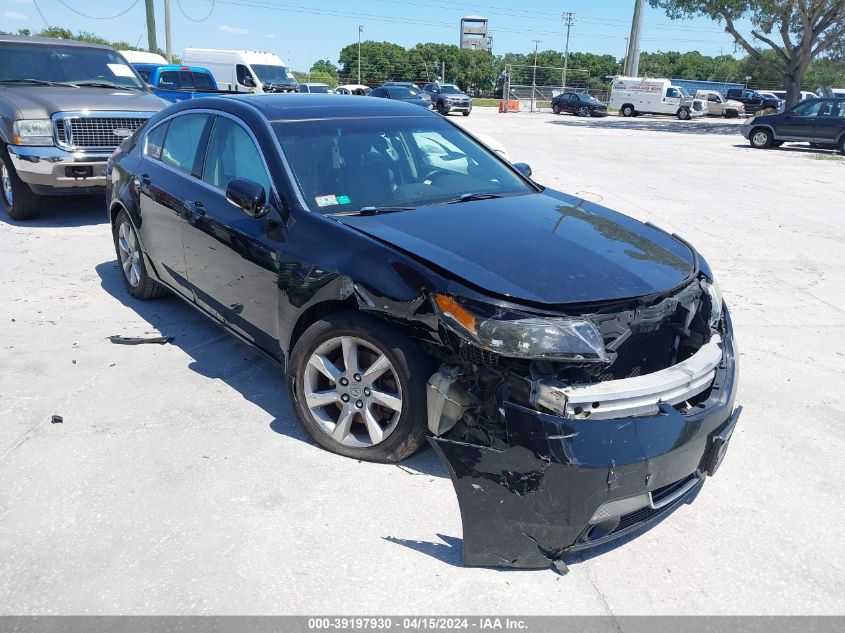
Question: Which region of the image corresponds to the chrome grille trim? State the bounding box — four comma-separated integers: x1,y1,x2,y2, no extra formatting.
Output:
51,111,153,151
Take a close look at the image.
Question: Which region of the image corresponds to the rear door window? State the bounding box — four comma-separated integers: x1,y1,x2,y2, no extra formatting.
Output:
161,113,211,176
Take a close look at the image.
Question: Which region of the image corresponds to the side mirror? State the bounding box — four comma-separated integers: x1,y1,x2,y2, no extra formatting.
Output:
226,178,267,217
513,162,532,178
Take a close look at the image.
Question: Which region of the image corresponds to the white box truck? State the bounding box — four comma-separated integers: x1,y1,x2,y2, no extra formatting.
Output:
181,49,298,93
609,76,706,120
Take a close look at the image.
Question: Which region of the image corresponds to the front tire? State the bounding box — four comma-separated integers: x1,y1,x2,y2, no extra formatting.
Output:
112,209,168,300
462,107,471,117
576,105,590,117
837,136,845,155
0,144,41,221
749,127,773,149
677,107,691,120
289,312,431,463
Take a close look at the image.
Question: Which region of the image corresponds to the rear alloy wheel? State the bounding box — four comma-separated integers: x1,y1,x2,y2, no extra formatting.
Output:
750,127,773,149
112,209,168,300
0,145,41,220
576,105,590,117
620,104,635,117
552,103,561,115
290,312,430,462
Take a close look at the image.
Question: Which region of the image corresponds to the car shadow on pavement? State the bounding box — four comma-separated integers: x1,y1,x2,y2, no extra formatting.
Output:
94,259,450,475
0,194,107,227
731,142,842,156
547,117,743,136
94,260,311,447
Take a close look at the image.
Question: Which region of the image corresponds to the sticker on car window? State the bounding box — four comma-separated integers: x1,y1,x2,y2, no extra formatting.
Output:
107,63,136,78
315,194,339,207
336,195,351,205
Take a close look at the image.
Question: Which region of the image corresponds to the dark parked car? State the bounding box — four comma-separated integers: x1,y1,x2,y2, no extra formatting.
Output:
725,88,779,114
742,98,845,151
369,85,431,109
551,92,608,117
107,95,739,571
422,83,472,116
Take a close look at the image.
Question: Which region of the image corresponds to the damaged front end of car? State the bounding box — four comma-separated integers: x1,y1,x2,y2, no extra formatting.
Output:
419,274,740,571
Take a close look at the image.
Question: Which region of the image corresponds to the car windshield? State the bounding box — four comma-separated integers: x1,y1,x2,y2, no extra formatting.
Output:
581,94,603,104
440,85,463,94
252,64,296,86
273,116,533,213
0,42,145,89
388,87,415,98
677,87,691,99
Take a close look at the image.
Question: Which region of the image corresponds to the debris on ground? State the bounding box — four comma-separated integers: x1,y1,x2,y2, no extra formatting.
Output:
107,335,174,345
51,415,63,424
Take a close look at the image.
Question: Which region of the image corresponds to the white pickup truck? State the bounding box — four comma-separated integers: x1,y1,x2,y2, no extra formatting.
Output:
695,90,745,118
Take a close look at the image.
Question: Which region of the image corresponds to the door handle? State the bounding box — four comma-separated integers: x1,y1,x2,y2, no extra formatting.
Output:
185,200,206,220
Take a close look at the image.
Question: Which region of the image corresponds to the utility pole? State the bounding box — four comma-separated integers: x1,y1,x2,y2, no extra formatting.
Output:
164,0,172,63
531,39,540,112
144,0,157,54
561,12,577,91
624,0,645,77
357,25,363,85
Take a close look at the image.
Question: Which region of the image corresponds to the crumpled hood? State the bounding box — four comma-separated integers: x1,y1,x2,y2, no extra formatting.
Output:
337,191,696,305
0,85,166,120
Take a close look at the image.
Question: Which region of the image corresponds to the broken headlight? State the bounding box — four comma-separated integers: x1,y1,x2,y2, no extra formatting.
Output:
701,280,724,329
434,294,608,362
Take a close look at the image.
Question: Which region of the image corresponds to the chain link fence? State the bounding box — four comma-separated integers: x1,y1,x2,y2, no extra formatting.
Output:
502,64,609,112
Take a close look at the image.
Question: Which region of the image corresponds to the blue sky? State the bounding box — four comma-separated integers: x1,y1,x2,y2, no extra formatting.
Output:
2,0,751,70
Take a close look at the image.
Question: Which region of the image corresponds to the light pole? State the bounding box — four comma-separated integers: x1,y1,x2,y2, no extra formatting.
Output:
561,12,577,91
358,25,363,85
531,39,540,112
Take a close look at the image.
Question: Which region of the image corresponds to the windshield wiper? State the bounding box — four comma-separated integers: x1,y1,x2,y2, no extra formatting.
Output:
331,206,416,216
74,81,142,91
447,192,504,204
0,78,78,87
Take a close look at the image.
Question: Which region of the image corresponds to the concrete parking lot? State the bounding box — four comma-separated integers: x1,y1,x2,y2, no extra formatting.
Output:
1,107,843,615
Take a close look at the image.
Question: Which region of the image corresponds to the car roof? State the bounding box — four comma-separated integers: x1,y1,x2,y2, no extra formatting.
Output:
174,93,438,121
0,34,113,50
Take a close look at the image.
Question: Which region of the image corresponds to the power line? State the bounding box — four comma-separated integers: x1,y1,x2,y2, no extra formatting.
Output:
32,0,50,27
55,0,142,20
176,0,215,22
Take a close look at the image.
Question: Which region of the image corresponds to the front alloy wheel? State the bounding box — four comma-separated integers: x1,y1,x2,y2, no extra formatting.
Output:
750,127,773,149
290,312,430,462
0,145,41,220
576,105,590,117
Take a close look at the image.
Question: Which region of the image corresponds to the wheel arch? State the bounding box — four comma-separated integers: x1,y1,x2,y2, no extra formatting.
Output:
750,123,776,138
286,298,359,367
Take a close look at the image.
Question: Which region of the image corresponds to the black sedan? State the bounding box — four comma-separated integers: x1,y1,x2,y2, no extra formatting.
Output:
742,98,845,152
107,94,739,571
551,92,608,117
369,85,431,109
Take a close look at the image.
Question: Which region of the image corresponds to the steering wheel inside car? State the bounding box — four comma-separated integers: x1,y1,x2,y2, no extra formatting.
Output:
419,168,452,184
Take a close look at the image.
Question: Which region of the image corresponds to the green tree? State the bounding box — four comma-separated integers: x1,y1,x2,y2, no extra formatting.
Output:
310,59,338,78
338,41,411,84
649,0,845,106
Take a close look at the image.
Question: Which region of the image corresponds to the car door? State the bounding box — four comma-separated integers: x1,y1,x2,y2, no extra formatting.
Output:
776,100,824,139
813,100,845,144
662,87,681,114
561,94,575,113
136,112,212,297
180,113,282,355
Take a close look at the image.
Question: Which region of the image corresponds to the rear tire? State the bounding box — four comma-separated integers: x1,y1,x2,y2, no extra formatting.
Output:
552,103,561,115
112,209,168,300
620,104,635,117
289,311,431,463
749,127,773,149
0,144,42,221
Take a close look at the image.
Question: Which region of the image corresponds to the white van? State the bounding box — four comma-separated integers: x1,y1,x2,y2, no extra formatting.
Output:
181,49,298,93
609,76,705,120
118,50,168,65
